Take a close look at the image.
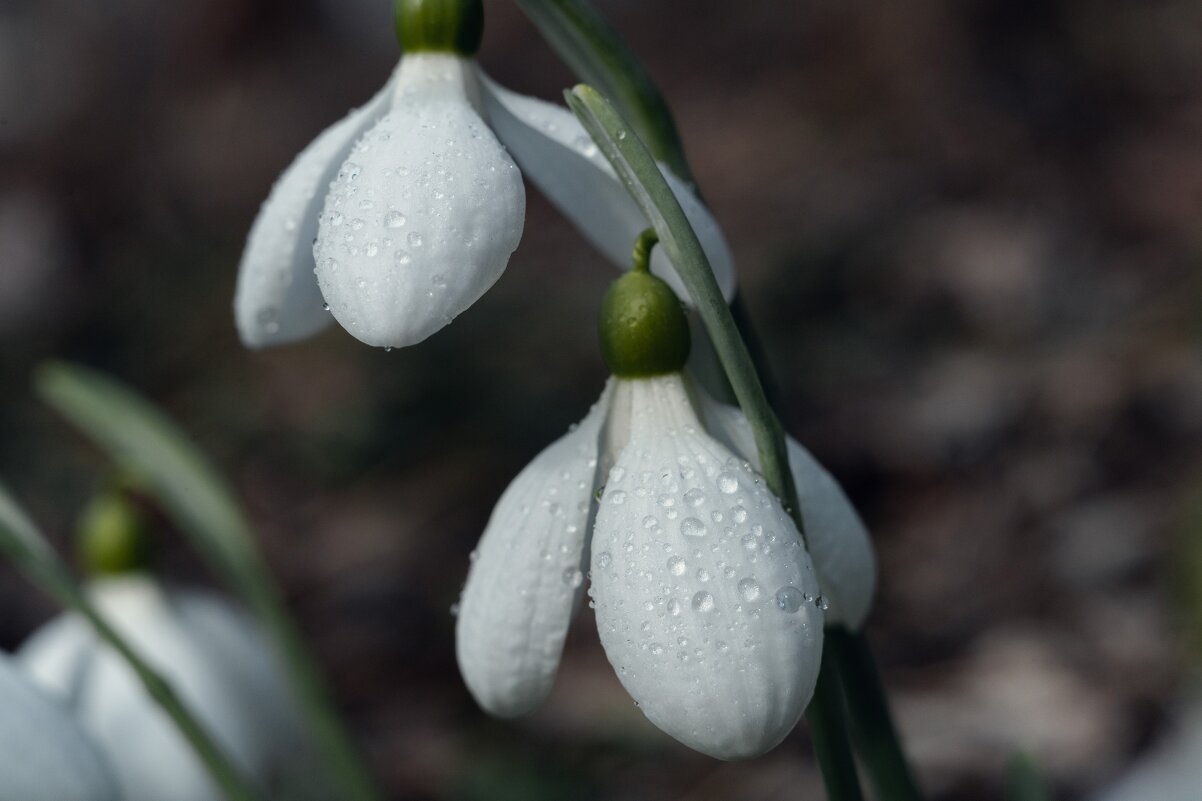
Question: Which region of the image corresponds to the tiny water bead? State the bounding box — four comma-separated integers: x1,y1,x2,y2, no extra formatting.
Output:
562,568,583,588
683,488,707,507
737,578,762,602
691,591,715,613
609,490,627,505
774,586,805,613
407,231,424,247
385,210,406,228
667,556,687,576
716,472,739,494
680,517,707,538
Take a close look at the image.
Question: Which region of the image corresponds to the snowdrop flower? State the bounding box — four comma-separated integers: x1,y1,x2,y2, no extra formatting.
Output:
455,256,875,759
234,0,733,349
0,652,119,801
17,495,320,801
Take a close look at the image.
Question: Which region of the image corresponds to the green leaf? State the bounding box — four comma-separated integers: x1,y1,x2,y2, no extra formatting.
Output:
1007,752,1052,801
35,362,383,801
0,483,264,801
515,0,694,186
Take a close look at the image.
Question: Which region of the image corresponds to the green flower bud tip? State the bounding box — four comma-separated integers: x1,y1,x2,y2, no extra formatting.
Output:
77,492,151,576
599,230,691,378
395,0,484,56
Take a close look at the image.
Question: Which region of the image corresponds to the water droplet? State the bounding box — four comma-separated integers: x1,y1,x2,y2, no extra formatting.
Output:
282,217,297,231
775,586,804,613
385,211,406,228
384,346,393,353
696,568,711,582
407,231,423,247
321,302,330,311
649,643,665,656
617,129,628,140
691,591,715,612
680,517,707,538
683,488,707,507
341,162,361,181
449,602,460,617
815,595,830,611
738,578,762,602
562,568,583,588
394,250,411,265
732,506,748,523
573,135,598,157
667,556,687,576
642,515,659,530
328,211,344,227
657,494,675,508
666,599,681,616
596,552,612,568
741,534,757,551
717,472,739,494
609,490,627,505
350,217,365,230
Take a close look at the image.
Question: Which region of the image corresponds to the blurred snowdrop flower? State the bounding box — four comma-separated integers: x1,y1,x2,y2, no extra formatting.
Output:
455,260,874,759
234,0,733,349
19,571,319,801
0,653,119,801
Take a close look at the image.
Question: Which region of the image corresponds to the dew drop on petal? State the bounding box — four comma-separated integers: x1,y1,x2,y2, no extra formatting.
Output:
717,472,739,494
738,578,762,602
683,488,707,507
666,599,681,616
774,586,804,613
596,552,611,568
691,591,715,613
609,490,627,505
407,231,423,247
680,517,708,538
385,211,406,228
667,556,686,576
562,568,583,588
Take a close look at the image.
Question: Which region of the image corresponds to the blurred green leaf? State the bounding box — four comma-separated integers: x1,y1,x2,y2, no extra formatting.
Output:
1007,751,1052,801
35,362,383,801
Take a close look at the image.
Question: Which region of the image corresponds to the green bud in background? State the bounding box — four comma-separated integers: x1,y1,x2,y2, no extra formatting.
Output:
599,229,691,378
77,490,151,576
395,0,484,56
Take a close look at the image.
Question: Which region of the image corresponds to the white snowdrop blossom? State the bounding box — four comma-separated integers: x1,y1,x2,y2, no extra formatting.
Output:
0,652,119,801
18,575,322,801
234,8,734,349
455,372,877,759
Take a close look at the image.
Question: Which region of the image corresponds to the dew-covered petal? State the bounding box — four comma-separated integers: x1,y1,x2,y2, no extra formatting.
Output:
698,389,877,629
234,78,393,348
479,72,736,305
456,384,609,718
19,575,313,801
591,374,822,760
315,54,524,348
0,654,119,801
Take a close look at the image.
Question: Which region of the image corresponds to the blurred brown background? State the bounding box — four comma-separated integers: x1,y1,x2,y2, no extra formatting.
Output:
2,0,1202,799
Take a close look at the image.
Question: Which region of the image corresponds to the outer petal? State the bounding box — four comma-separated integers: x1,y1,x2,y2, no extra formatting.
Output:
0,654,119,801
1093,696,1202,801
234,78,393,348
456,384,609,717
315,54,525,348
478,72,736,305
19,576,313,801
591,374,822,760
698,388,878,629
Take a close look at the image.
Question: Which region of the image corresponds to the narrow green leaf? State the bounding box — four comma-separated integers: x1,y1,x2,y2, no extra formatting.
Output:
1007,752,1052,801
515,0,694,186
0,483,264,801
35,362,383,801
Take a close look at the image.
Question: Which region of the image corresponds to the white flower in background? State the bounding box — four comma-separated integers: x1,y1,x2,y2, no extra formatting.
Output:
18,575,321,801
1092,696,1202,801
455,263,876,759
234,0,733,349
0,653,119,801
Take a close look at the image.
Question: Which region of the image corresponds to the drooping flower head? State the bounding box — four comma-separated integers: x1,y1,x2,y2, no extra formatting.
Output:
455,241,876,759
235,0,734,350
18,493,322,801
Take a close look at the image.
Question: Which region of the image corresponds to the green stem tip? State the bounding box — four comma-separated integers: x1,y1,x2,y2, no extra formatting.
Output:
395,0,484,55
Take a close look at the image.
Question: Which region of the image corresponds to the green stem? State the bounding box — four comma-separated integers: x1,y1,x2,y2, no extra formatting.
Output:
0,486,264,801
809,647,865,801
514,0,695,186
828,628,924,801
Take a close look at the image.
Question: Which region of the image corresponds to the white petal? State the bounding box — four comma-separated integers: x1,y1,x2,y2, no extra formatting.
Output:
315,54,525,348
0,654,119,801
478,72,736,304
19,576,312,801
235,78,393,348
698,389,878,629
591,374,822,760
456,384,609,717
1094,695,1202,801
